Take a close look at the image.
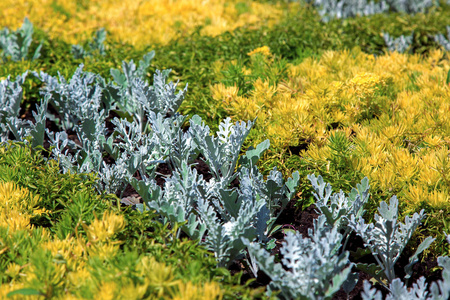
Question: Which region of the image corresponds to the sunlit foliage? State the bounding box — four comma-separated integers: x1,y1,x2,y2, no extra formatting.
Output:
213,47,450,211
0,0,285,46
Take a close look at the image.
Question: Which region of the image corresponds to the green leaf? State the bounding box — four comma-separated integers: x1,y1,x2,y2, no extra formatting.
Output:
31,42,43,61
349,247,372,260
239,139,270,168
80,119,97,143
404,236,435,279
265,238,276,250
110,68,126,86
446,68,450,86
377,196,398,221
139,50,155,72
356,263,386,285
7,289,44,297
220,189,241,219
326,265,353,298
130,178,161,204
342,271,359,295
183,213,205,240
285,171,300,200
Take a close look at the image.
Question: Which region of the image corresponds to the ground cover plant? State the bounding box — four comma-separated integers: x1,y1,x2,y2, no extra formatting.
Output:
212,45,450,257
2,1,450,128
0,0,284,46
2,1,450,299
0,143,263,299
1,52,449,299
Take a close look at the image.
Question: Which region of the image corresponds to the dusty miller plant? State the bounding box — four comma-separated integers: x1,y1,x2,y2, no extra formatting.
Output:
32,51,191,194
195,166,267,267
308,174,369,231
148,112,198,172
306,0,388,21
0,18,42,62
190,116,298,240
303,0,439,21
72,28,107,59
308,174,370,252
349,196,435,287
0,72,27,143
361,235,450,299
110,51,187,132
31,55,177,195
383,32,414,53
434,26,450,51
1,52,300,268
245,215,352,300
35,65,115,185
0,72,49,148
131,115,299,267
189,117,254,188
34,65,113,131
385,0,438,14
7,95,49,149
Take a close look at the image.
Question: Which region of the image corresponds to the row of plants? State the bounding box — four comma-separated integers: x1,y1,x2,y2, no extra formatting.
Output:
212,46,450,256
3,1,450,123
2,0,449,48
1,49,450,298
0,0,285,46
0,144,259,299
1,1,450,298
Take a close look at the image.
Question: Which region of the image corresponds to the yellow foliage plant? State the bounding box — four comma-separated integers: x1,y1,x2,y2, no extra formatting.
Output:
0,182,43,232
0,186,223,299
211,47,450,212
0,0,285,47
